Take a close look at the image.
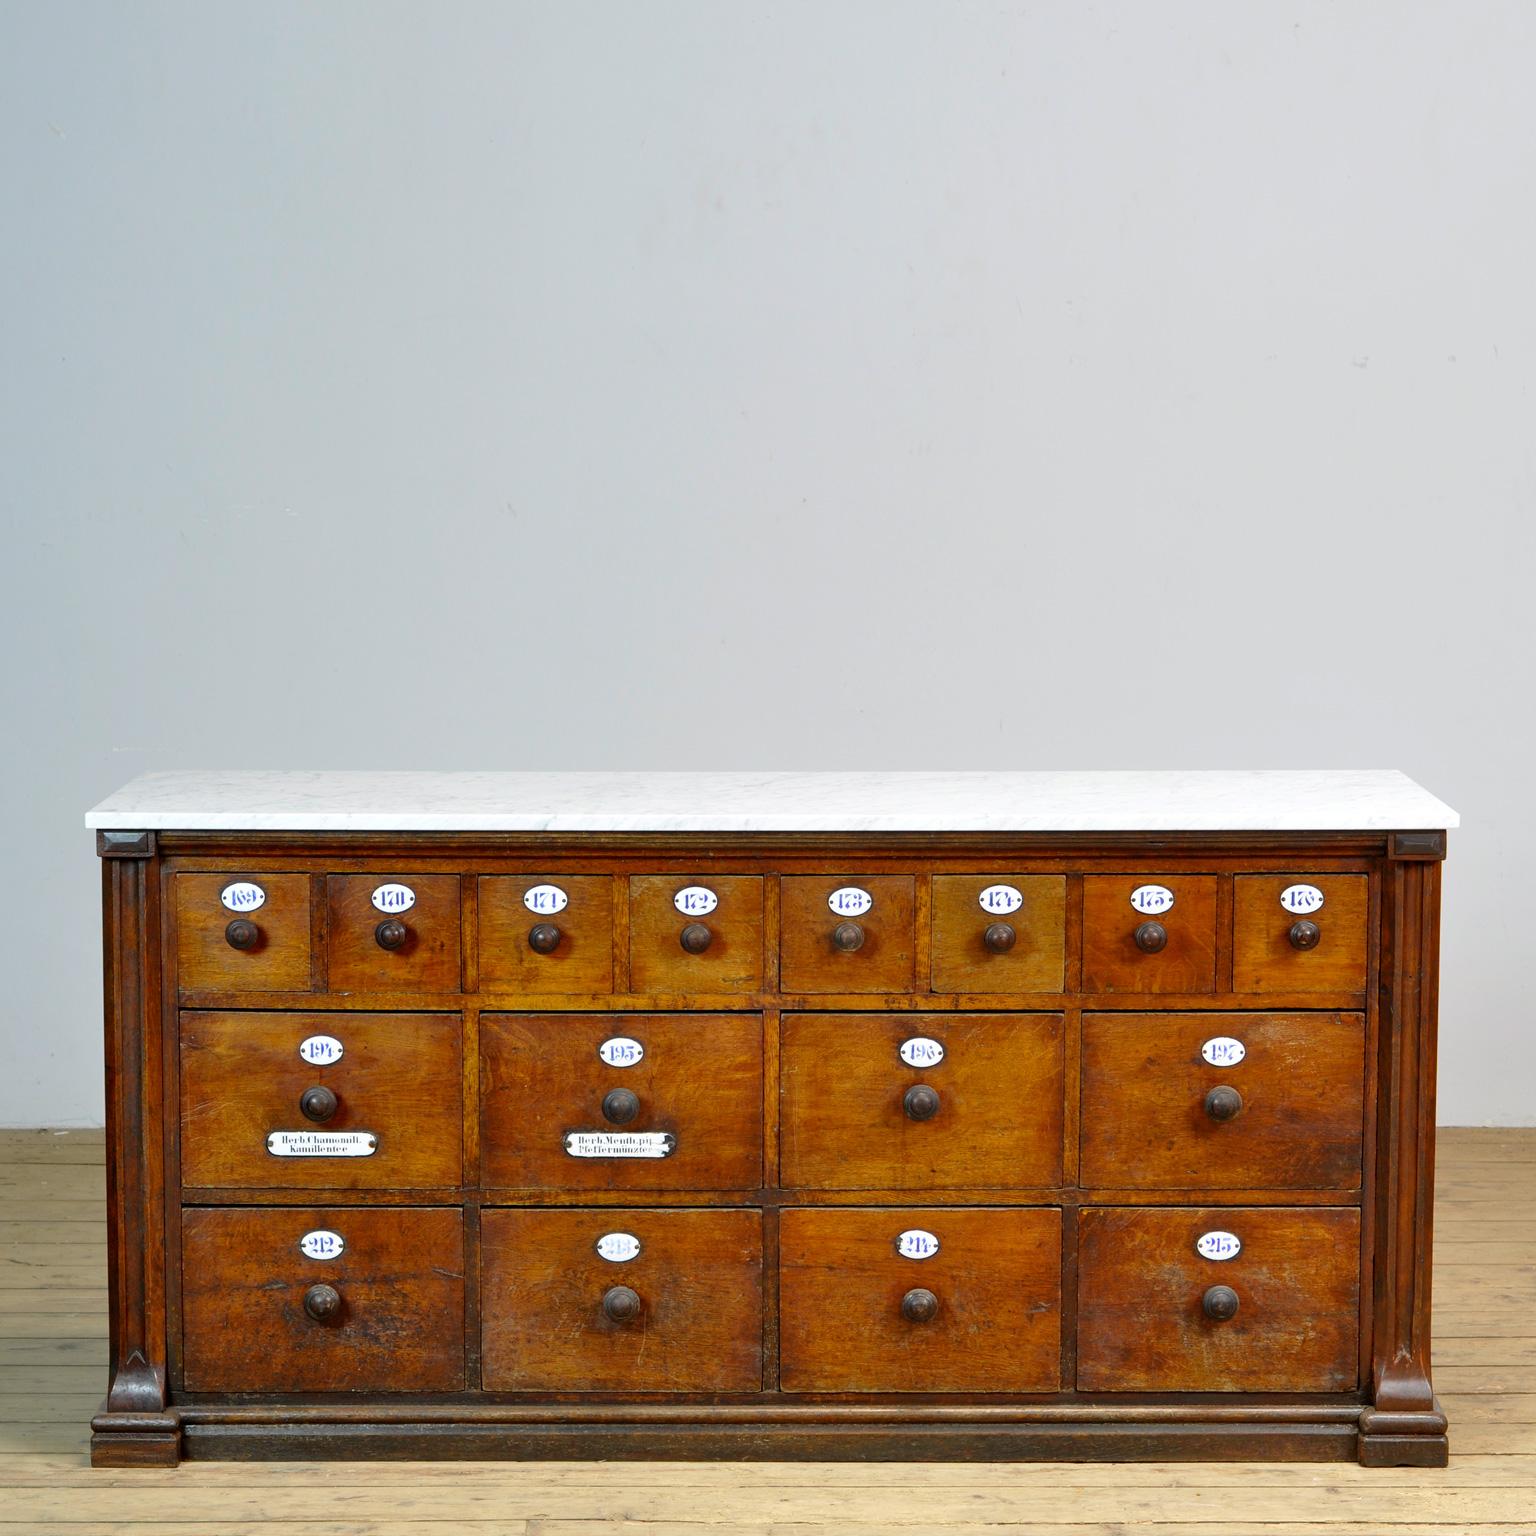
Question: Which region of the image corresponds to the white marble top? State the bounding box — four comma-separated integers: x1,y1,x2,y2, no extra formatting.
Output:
84,770,1458,833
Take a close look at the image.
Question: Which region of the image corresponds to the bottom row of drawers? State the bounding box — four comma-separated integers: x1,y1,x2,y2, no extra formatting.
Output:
181,1205,1361,1396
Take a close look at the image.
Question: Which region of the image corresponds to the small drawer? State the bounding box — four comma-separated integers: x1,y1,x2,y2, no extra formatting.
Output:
479,875,614,993
481,1207,762,1391
181,1206,465,1392
175,873,312,992
930,875,1065,993
628,875,763,993
779,876,915,994
1076,1206,1360,1391
780,1013,1063,1190
326,874,461,994
479,1013,762,1190
179,1011,462,1190
1082,875,1217,994
1233,874,1368,993
1079,1011,1364,1190
779,1207,1061,1392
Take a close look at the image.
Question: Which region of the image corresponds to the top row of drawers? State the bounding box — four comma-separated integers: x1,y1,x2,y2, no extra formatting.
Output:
176,872,1369,996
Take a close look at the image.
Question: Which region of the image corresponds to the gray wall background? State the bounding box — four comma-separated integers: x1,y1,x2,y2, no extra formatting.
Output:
1,2,1529,1126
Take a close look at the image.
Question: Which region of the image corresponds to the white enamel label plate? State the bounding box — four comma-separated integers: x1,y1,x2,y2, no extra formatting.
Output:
299,1230,345,1260
978,884,1023,915
595,1232,642,1262
597,1037,644,1068
267,1131,377,1158
523,883,568,914
564,1132,676,1159
219,881,266,913
673,886,718,916
370,883,415,914
1200,1036,1246,1067
896,1229,940,1260
1196,1230,1242,1261
1279,883,1325,914
899,1037,945,1068
1129,884,1174,914
828,886,873,917
298,1034,344,1066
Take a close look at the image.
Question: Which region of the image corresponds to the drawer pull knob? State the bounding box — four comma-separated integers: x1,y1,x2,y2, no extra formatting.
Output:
602,1087,641,1125
903,1083,941,1121
527,922,562,954
1133,920,1168,953
1202,1284,1240,1322
1288,919,1321,951
983,921,1017,954
303,1283,342,1323
901,1287,939,1323
224,918,261,951
679,922,713,954
832,920,866,953
602,1284,642,1323
299,1085,339,1123
374,918,409,951
1203,1084,1243,1122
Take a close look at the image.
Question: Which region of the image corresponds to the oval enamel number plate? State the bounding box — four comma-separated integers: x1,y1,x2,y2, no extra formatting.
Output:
371,883,415,914
1201,1036,1245,1067
1280,883,1325,914
595,1232,641,1262
829,886,873,917
897,1229,940,1260
298,1034,344,1066
220,881,265,913
523,884,568,914
597,1037,644,1068
899,1037,945,1068
674,886,718,916
978,884,1023,915
1130,884,1174,915
1196,1231,1242,1261
299,1230,344,1261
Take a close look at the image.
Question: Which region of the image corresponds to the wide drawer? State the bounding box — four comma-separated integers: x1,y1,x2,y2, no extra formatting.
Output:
779,1207,1062,1392
479,1013,762,1190
780,1013,1064,1189
175,873,313,992
179,1011,462,1190
1079,1011,1364,1189
480,1207,763,1391
1076,1206,1360,1391
180,1206,465,1392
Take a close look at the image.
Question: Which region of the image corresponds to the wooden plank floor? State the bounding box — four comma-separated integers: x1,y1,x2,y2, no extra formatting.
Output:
1,1128,1532,1535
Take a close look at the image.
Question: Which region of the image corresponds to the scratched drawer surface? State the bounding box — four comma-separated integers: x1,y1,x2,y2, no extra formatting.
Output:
1076,1206,1360,1392
929,875,1066,993
779,1013,1064,1190
779,1207,1062,1393
325,874,462,994
480,1207,763,1392
1079,1011,1365,1190
1081,875,1218,994
478,875,615,993
178,1011,463,1190
180,1206,466,1393
479,1013,763,1190
175,872,314,992
779,876,916,994
1233,874,1369,994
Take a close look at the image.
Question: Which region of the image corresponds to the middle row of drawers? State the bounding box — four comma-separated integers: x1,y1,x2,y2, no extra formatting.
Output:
180,1010,1366,1191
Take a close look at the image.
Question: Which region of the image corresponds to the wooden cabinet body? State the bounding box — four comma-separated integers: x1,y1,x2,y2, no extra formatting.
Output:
87,772,1452,1467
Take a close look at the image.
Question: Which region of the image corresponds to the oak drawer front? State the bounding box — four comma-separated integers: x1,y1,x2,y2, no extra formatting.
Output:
1079,1012,1364,1190
181,1206,465,1393
780,1013,1064,1190
1233,875,1368,994
478,875,614,993
325,874,461,993
1081,875,1217,994
481,1207,763,1391
175,873,313,992
779,1207,1062,1393
179,1011,463,1190
930,875,1066,993
779,876,916,994
479,1013,762,1190
1076,1206,1360,1392
628,875,764,994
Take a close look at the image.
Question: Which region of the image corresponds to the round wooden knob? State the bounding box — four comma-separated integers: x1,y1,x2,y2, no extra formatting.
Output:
1134,920,1168,953
983,921,1017,953
300,1085,339,1123
1204,1084,1243,1122
528,922,561,954
679,922,713,954
903,1084,941,1121
1289,919,1321,951
602,1285,642,1323
602,1087,640,1125
303,1283,342,1322
901,1287,939,1323
374,918,409,951
1202,1284,1240,1322
832,920,866,953
224,918,261,951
